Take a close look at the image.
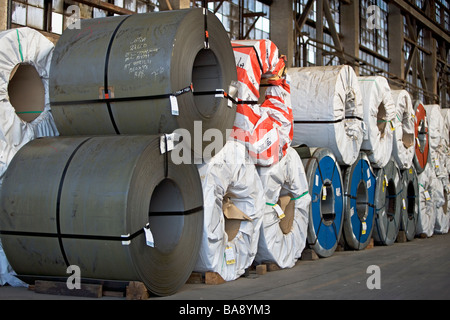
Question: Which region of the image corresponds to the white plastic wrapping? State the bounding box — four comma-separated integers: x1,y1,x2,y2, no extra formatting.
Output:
288,65,365,166
424,105,446,178
431,175,449,234
440,108,450,176
194,141,265,281
391,90,415,170
0,27,59,182
358,76,396,169
416,165,436,237
0,27,58,287
255,147,311,269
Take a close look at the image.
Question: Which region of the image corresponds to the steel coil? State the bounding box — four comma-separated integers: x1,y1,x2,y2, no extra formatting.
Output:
413,101,429,174
49,8,237,158
400,166,419,241
342,152,376,250
300,147,344,258
0,135,203,296
374,159,402,245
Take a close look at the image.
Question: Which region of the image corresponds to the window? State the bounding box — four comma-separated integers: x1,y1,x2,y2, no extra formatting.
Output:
293,0,341,67
200,0,270,40
11,0,45,30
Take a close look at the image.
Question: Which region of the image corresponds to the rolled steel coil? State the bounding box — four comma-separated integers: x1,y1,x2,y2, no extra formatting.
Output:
399,167,419,241
299,147,344,258
256,147,311,268
390,90,415,170
373,159,402,245
288,65,365,166
413,101,430,174
358,76,396,169
342,152,377,250
0,27,59,180
0,135,203,296
49,9,237,159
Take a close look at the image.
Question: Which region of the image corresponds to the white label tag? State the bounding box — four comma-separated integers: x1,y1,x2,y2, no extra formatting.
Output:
367,168,370,179
315,175,319,186
215,89,224,98
273,204,285,219
384,175,389,186
160,133,176,154
121,234,131,246
367,179,371,189
144,224,154,247
225,246,236,265
335,187,341,197
424,190,431,201
170,95,179,115
322,186,327,201
362,222,367,235
402,198,406,210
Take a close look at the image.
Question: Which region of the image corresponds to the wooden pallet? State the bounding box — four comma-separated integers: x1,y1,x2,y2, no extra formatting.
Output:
30,279,149,300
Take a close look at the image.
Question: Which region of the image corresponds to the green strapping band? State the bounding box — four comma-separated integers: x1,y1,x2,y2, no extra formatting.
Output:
266,191,309,206
291,191,309,200
16,111,43,114
16,29,24,62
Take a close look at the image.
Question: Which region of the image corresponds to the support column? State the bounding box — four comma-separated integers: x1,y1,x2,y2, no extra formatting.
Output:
159,0,190,11
0,0,8,31
424,29,437,103
341,0,360,74
388,3,405,88
315,0,323,66
270,0,294,67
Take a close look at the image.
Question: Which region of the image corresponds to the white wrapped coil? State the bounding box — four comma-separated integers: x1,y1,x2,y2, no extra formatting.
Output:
195,141,265,281
255,147,311,269
358,76,396,169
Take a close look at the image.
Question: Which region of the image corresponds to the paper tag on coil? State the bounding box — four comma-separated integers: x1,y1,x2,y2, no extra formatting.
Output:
402,198,406,210
362,222,367,235
144,223,155,247
225,246,236,265
160,133,177,154
322,186,327,200
424,190,431,201
335,187,341,197
272,204,285,219
367,179,371,189
170,95,179,115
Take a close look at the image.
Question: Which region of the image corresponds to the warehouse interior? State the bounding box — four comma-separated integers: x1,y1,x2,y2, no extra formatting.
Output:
0,0,449,301
0,0,449,107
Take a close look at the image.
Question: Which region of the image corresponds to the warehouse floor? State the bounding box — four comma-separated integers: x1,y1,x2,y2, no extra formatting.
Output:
0,232,449,301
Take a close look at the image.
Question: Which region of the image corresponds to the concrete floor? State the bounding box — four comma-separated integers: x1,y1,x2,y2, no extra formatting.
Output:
1,233,449,301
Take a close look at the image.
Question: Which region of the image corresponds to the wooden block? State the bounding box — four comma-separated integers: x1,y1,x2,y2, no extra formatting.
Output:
419,233,428,239
34,280,102,298
256,264,267,275
396,230,407,243
186,272,204,284
103,290,125,298
205,272,225,285
301,248,319,260
365,238,374,249
126,281,149,300
264,263,280,272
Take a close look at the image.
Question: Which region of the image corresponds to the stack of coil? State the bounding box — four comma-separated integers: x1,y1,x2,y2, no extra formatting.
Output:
0,9,240,296
0,27,59,287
